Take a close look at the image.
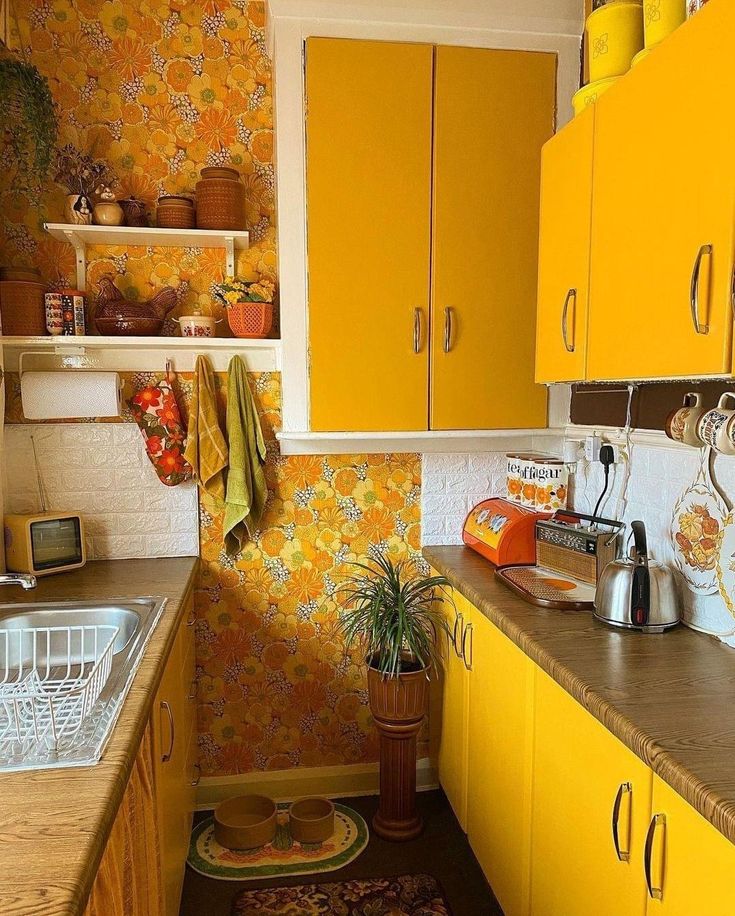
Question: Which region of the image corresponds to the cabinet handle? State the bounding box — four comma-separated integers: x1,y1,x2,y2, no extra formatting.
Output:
191,762,201,787
160,700,175,763
644,813,666,900
443,307,453,353
690,243,712,334
413,308,422,354
611,781,632,862
561,288,576,353
188,677,197,701
187,607,196,627
452,612,464,659
461,622,474,671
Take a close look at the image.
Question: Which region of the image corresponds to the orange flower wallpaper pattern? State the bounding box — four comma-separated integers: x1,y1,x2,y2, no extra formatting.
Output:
1,0,428,777
1,0,276,325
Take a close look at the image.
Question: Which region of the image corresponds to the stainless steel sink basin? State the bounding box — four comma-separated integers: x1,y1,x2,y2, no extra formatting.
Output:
0,597,166,771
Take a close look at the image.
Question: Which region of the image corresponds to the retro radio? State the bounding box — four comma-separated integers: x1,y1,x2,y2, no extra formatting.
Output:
535,510,623,585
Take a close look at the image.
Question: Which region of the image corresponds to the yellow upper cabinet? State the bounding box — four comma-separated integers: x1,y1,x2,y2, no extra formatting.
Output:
536,105,595,383
587,0,735,380
531,670,652,916
431,47,556,429
305,38,433,431
645,775,735,916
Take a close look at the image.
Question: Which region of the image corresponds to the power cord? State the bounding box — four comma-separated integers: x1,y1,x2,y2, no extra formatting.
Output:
592,444,615,519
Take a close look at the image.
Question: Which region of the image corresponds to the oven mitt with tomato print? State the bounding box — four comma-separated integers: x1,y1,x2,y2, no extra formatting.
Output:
129,381,193,486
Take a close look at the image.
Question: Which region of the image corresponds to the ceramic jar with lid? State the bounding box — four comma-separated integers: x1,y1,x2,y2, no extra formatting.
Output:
0,267,47,335
156,196,195,229
195,166,246,230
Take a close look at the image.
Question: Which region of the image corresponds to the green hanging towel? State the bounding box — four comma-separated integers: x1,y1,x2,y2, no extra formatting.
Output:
223,355,268,555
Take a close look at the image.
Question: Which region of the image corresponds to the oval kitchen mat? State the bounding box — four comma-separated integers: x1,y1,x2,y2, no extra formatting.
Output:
670,448,727,595
187,802,368,881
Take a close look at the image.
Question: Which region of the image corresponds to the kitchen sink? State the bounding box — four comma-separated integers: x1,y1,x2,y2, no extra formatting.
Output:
0,597,166,772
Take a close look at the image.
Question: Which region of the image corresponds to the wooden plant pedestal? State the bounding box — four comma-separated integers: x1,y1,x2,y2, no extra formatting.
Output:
367,665,429,842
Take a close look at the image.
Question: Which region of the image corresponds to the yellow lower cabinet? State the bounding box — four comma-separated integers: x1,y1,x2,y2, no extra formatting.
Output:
465,606,535,916
437,587,470,831
530,670,651,916
645,776,735,915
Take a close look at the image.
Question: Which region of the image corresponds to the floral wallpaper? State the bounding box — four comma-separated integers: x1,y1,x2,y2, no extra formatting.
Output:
2,0,427,777
1,0,276,327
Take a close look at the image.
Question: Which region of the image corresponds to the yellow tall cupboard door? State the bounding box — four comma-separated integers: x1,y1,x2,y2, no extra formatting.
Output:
431,46,556,430
530,670,651,916
437,588,470,831
306,38,433,432
588,0,735,380
645,776,735,915
465,605,535,916
535,106,595,383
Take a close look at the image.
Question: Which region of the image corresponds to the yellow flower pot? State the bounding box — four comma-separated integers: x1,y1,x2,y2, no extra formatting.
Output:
587,1,644,81
572,77,620,116
643,0,686,48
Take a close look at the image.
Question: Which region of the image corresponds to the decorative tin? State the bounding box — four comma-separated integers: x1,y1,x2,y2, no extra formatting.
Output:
534,459,569,511
44,292,64,336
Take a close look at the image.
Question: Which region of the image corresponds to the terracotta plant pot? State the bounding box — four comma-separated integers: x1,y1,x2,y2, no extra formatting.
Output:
367,660,429,842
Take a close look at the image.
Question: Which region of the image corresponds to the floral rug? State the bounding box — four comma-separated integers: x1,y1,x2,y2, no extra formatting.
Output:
232,874,452,915
187,803,368,881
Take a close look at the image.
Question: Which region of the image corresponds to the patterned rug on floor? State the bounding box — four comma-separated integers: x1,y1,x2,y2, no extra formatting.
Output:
187,802,368,881
232,874,452,915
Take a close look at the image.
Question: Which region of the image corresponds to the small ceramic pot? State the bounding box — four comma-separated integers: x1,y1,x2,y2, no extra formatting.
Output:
665,392,706,447
586,0,644,81
119,197,149,227
64,194,92,225
175,314,219,337
697,393,735,454
643,0,685,47
93,201,125,226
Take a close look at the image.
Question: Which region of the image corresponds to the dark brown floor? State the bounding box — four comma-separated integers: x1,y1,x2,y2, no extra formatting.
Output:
180,789,502,916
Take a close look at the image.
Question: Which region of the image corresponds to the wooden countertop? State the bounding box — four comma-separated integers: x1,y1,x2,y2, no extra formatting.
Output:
424,546,735,846
0,556,199,916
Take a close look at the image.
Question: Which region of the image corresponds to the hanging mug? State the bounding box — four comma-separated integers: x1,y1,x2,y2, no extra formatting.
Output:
665,392,706,447
697,392,735,454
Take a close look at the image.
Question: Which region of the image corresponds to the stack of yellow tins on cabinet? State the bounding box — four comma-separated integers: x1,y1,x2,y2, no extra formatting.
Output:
573,0,644,115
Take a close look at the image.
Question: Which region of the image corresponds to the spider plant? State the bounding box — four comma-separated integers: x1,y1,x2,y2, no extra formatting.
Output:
335,553,452,678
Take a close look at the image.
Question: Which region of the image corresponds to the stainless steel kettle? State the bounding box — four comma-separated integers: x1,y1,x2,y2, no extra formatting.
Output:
594,521,679,633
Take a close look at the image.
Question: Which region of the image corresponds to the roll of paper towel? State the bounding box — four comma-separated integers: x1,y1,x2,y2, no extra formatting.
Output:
21,371,123,420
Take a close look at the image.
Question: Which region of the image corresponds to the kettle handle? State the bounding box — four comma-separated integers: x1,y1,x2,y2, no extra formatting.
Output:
631,521,648,565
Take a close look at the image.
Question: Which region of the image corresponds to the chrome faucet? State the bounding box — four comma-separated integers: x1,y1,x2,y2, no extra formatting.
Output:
0,572,37,590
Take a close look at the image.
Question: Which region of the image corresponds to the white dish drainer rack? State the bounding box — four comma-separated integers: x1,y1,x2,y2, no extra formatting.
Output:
0,624,118,759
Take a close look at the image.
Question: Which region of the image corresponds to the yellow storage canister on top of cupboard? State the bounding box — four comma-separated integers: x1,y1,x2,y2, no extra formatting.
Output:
572,77,619,116
586,0,644,81
643,0,686,48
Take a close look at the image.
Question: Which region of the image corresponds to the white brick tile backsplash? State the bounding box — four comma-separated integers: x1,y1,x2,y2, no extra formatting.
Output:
3,424,198,560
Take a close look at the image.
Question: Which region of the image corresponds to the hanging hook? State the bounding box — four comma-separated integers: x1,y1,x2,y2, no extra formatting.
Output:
165,358,174,386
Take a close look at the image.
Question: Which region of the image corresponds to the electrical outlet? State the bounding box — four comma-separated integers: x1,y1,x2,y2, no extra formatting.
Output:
584,435,601,462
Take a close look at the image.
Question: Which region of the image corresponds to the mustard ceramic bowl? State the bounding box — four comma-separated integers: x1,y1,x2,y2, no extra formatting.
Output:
587,1,644,81
643,0,686,47
572,77,620,116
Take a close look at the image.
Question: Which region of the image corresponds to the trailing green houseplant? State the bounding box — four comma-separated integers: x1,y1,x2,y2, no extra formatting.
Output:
335,552,451,677
0,55,57,198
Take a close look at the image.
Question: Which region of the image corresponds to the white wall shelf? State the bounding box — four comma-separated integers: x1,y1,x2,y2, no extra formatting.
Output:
44,223,250,291
1,335,281,373
277,427,564,455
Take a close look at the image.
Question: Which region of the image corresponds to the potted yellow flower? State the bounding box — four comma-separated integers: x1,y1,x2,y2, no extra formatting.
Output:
214,276,276,339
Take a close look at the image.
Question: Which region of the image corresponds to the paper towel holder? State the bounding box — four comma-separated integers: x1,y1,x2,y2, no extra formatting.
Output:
18,347,91,377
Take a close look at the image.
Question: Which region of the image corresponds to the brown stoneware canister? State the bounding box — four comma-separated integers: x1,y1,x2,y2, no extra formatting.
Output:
195,166,246,230
156,196,195,229
214,794,277,850
288,797,336,844
0,267,47,335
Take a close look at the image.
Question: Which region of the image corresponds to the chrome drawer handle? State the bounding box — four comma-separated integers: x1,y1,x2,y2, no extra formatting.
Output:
690,243,712,334
644,813,666,900
611,782,632,862
191,762,201,787
188,677,197,701
451,612,464,658
160,700,175,763
443,306,453,353
561,288,576,353
187,608,196,627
